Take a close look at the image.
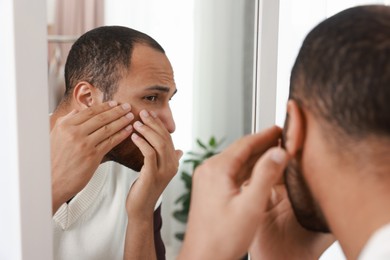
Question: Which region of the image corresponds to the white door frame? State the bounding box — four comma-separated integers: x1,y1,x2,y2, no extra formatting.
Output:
0,0,52,259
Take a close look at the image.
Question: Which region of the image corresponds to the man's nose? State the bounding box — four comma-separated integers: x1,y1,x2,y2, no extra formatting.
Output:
158,107,176,134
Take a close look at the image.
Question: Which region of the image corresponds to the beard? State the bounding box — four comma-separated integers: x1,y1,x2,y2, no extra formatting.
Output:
284,151,331,233
104,135,144,172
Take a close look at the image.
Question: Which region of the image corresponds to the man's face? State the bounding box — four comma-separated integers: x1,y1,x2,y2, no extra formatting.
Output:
282,122,330,233
105,44,177,171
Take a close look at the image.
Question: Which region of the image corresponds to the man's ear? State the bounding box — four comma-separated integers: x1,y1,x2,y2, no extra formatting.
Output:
285,100,305,156
73,81,103,109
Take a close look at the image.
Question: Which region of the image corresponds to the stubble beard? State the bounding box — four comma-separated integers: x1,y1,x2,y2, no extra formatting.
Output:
105,135,144,172
284,153,331,233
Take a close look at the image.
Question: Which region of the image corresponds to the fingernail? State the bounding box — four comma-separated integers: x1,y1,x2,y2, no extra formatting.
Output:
132,133,140,140
140,110,149,117
125,112,134,120
271,148,287,164
121,103,130,110
134,121,143,128
109,100,118,107
125,125,133,132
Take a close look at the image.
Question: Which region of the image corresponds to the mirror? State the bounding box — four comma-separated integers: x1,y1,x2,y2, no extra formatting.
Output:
252,1,388,259
47,0,256,258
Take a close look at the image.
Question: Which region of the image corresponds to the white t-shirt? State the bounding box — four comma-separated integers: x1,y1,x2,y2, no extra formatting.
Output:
52,161,162,260
358,222,390,259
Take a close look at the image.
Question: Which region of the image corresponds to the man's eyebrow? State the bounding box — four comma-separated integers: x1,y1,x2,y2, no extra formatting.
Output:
146,85,178,96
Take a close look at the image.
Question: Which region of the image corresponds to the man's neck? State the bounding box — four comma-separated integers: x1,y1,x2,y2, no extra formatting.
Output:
320,166,390,259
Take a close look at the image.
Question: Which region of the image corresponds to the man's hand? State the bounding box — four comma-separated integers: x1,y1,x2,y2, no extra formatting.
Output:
178,126,333,260
249,181,334,259
50,101,134,214
126,109,182,215
124,109,182,260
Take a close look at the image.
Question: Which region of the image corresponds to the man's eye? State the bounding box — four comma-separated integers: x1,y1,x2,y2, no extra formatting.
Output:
144,95,158,102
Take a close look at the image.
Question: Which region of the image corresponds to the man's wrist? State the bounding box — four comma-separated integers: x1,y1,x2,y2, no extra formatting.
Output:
51,178,74,214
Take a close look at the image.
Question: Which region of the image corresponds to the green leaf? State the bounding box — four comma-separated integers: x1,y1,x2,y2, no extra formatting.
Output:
175,233,185,241
183,159,201,165
196,139,208,150
192,161,202,170
181,172,192,188
209,136,216,147
173,210,188,223
203,151,217,160
187,151,202,156
181,170,189,176
174,193,189,204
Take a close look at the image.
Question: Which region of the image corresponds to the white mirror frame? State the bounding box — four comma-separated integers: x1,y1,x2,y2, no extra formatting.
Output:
0,0,52,259
252,0,280,133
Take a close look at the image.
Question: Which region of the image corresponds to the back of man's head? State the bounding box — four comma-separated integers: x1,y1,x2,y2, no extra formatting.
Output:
290,5,390,142
63,26,165,102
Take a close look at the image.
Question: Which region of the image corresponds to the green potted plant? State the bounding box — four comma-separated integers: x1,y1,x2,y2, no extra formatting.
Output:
172,136,224,241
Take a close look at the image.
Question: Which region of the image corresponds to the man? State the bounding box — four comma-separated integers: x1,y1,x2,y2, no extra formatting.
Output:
50,26,182,259
179,5,390,260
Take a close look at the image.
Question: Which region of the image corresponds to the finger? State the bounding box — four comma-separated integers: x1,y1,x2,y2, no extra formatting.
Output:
64,101,119,125
134,121,180,176
95,125,133,155
223,126,282,159
200,126,282,185
88,112,134,146
139,110,170,139
81,103,133,135
132,119,172,155
240,147,289,211
131,132,158,173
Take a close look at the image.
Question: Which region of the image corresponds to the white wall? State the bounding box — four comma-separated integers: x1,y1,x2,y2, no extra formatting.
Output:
0,0,52,259
192,0,249,143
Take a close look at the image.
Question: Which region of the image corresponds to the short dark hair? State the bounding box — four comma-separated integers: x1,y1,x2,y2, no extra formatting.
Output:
290,5,390,139
64,26,165,101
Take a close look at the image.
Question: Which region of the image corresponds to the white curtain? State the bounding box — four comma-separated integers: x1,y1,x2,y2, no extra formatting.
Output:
47,0,104,112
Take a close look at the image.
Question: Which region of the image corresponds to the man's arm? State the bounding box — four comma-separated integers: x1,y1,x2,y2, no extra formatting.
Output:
124,204,165,260
124,208,156,260
123,110,182,260
51,101,134,214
